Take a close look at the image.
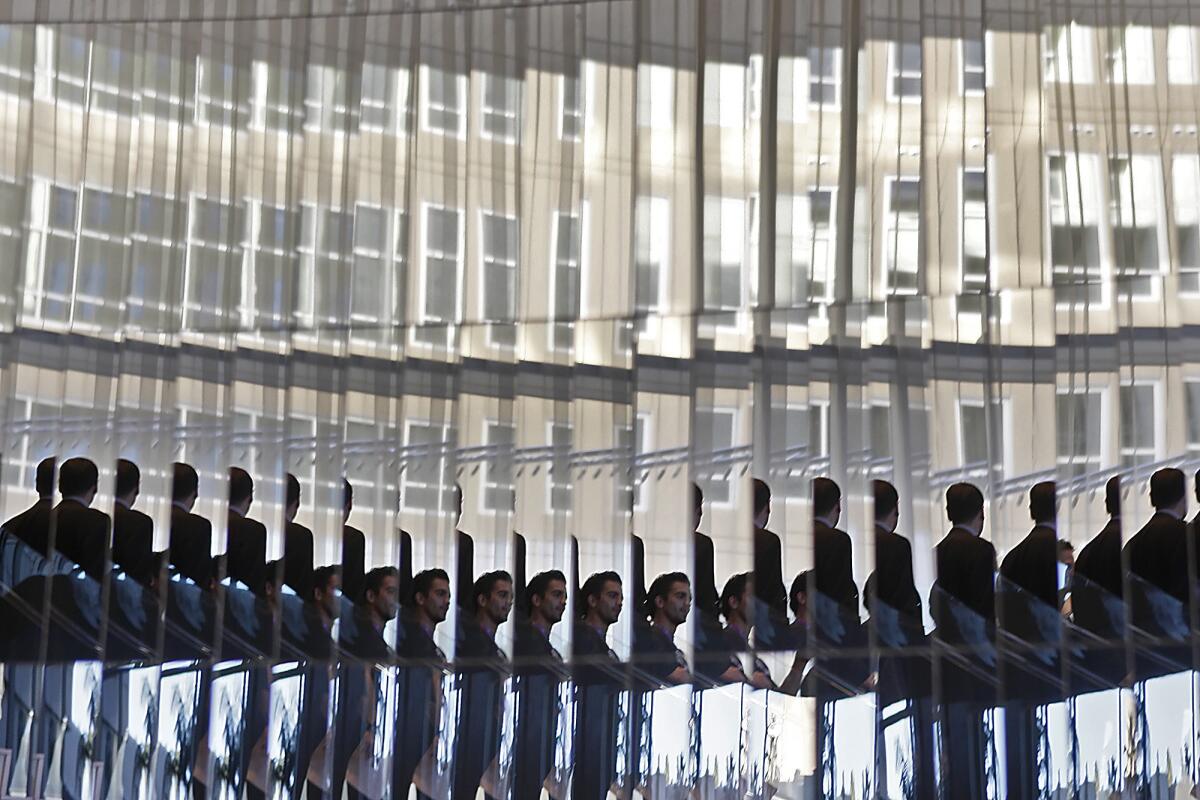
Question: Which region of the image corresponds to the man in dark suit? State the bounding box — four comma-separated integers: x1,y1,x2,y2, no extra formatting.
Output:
866,479,922,623
112,459,155,585
454,484,476,614
811,477,860,611
692,483,718,621
752,479,789,649
933,482,996,624
932,481,996,797
1124,467,1189,603
168,462,214,587
283,473,314,599
2,456,55,553
1072,476,1123,628
342,479,366,603
1000,482,1059,610
512,570,569,799
226,467,268,593
50,456,110,579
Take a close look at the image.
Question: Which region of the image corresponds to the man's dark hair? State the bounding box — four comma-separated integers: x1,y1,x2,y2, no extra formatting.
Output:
946,482,985,524
286,473,301,509
1057,539,1074,556
173,462,199,503
472,570,514,610
524,569,567,615
34,457,56,498
362,566,399,602
1105,475,1121,517
789,570,813,616
1150,468,1186,510
1029,481,1057,523
410,568,451,606
311,565,339,601
753,479,771,516
813,477,841,518
873,480,899,521
229,467,254,506
644,571,689,620
579,570,622,619
343,479,353,509
58,457,99,498
720,572,751,620
263,559,285,587
115,459,141,498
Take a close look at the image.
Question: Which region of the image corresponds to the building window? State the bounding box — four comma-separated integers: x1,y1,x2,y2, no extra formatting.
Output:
257,60,302,131
1175,156,1200,294
702,196,747,313
694,408,736,504
551,211,583,351
348,204,394,329
549,423,574,512
422,67,467,138
129,192,186,330
1056,390,1103,478
481,73,521,142
1118,384,1157,467
139,45,188,120
703,61,757,128
1185,381,1200,456
186,195,245,330
26,181,77,323
196,55,252,127
74,187,129,328
1044,23,1094,84
417,204,463,345
402,421,453,512
634,196,670,332
298,205,351,326
0,25,34,97
884,177,921,296
962,169,988,294
958,400,989,467
481,211,518,347
889,41,922,100
242,202,296,329
483,421,516,513
963,37,986,94
637,63,674,130
1048,154,1103,305
1168,26,1198,85
1107,26,1155,85
868,404,891,463
809,46,841,107
305,63,350,131
360,62,411,133
1109,155,1163,299
777,190,835,306
559,72,584,141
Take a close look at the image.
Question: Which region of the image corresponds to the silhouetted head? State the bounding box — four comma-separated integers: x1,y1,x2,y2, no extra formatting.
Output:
343,479,353,524
172,462,200,510
115,459,141,505
813,477,841,526
1105,475,1121,518
873,479,900,532
34,457,56,499
692,483,704,532
1029,481,1057,525
58,457,99,506
946,482,985,530
753,479,771,528
285,473,301,522
229,467,254,513
1149,468,1186,513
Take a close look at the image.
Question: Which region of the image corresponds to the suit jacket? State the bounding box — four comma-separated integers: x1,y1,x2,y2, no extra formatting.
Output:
226,511,267,592
169,505,214,586
1073,518,1123,600
1123,511,1188,601
866,524,922,621
341,524,366,603
112,503,155,584
813,519,860,610
2,498,51,555
52,499,110,579
754,526,788,616
457,529,474,611
283,520,314,599
694,531,719,620
999,524,1058,608
933,526,996,623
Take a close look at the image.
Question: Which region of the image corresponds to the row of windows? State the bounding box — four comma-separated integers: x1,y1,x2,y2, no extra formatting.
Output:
6,26,1195,143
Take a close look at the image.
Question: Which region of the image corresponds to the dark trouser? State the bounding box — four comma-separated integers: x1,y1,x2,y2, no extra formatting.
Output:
942,702,989,797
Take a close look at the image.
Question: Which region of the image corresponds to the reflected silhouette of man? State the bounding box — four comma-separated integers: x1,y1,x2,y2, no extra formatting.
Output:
1124,467,1188,602
226,467,267,593
168,462,214,587
1000,481,1059,610
51,456,110,579
112,459,155,585
1073,476,1123,604
3,456,55,554
283,473,314,599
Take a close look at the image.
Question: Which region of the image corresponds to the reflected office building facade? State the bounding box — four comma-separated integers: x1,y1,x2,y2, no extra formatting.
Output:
4,0,1200,797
